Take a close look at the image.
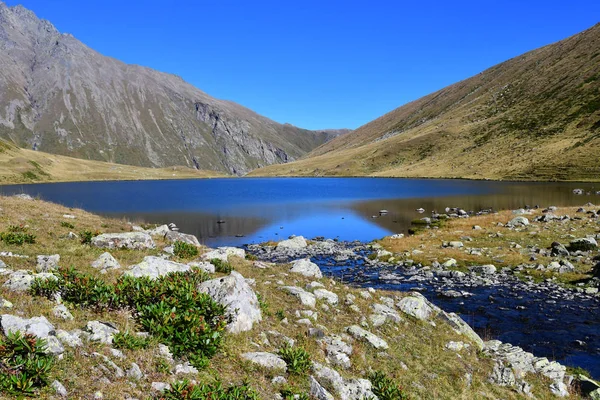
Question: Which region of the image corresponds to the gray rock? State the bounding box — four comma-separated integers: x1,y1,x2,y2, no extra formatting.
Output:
198,271,262,333
313,288,338,305
174,363,198,375
550,242,570,257
151,382,171,393
56,329,84,347
165,230,201,247
92,232,155,250
489,360,516,386
289,258,322,278
85,321,119,344
146,224,170,237
445,341,466,351
438,311,484,349
569,237,598,252
241,352,286,371
277,236,308,250
549,381,569,397
3,270,56,292
346,325,388,350
93,352,124,378
51,380,68,397
508,216,529,227
13,193,33,201
202,247,246,262
309,375,335,400
469,264,497,275
52,304,73,320
36,254,60,272
397,294,438,321
91,252,121,270
125,256,191,279
0,314,63,354
281,286,316,308
127,363,144,380
188,261,216,274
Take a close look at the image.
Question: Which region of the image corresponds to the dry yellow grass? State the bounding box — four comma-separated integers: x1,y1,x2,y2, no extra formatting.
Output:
0,196,586,399
0,140,226,184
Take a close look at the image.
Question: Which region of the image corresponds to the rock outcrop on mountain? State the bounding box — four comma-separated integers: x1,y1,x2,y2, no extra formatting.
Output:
0,2,345,175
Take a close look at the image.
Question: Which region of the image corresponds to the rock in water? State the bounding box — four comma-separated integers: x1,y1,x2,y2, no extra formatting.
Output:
289,258,323,278
198,271,262,333
276,236,308,250
92,232,155,250
124,256,190,279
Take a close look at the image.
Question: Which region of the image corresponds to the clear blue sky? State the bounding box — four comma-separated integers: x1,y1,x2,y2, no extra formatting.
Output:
6,0,600,130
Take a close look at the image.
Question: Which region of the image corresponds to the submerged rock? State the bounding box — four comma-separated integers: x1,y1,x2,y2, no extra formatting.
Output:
198,271,262,333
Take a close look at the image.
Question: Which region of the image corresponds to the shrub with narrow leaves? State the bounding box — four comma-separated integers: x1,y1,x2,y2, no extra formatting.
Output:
159,379,259,400
112,331,151,350
368,371,409,400
211,258,233,274
0,332,54,395
173,241,199,259
278,345,311,375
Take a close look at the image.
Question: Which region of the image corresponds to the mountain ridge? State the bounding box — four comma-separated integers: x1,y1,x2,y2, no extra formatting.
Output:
0,2,347,175
252,22,600,181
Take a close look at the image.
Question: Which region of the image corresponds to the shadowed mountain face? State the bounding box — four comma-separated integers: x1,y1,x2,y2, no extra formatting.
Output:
252,23,600,181
0,3,347,175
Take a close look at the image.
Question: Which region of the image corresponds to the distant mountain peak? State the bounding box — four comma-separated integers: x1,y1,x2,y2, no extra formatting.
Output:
0,2,341,175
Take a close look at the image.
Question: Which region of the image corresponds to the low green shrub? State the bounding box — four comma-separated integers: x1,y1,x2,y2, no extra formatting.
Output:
7,224,27,232
211,258,233,274
112,331,151,350
159,379,259,400
0,332,54,396
280,386,309,400
256,293,270,316
278,346,311,375
60,221,75,229
30,267,227,369
173,241,199,259
79,230,100,245
245,253,258,261
0,231,36,245
368,371,409,400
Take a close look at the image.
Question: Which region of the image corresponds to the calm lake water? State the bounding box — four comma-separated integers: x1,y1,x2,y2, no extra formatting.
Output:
0,177,598,247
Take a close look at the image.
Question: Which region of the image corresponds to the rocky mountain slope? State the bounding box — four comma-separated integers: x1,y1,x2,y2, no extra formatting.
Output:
252,23,600,181
0,2,344,176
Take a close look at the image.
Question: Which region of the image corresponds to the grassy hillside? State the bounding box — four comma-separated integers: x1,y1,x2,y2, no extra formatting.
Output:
250,23,600,181
0,140,225,184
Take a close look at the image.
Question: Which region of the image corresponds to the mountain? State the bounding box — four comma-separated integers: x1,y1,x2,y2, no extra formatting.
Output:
252,23,600,181
0,3,344,175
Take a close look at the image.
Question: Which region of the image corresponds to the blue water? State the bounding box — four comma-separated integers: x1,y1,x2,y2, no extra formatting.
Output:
0,177,598,247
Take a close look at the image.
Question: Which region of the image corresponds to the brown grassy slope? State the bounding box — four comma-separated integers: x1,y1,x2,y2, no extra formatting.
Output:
0,140,226,184
250,23,600,181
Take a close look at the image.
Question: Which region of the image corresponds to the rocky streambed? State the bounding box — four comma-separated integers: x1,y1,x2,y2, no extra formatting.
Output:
247,236,600,379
